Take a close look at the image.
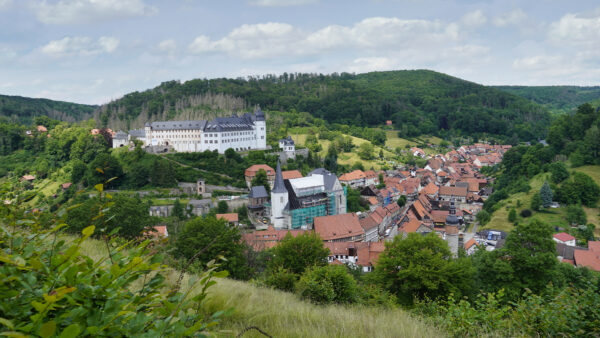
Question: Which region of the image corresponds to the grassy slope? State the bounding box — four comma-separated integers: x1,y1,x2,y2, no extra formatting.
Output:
291,133,395,170
74,235,444,338
384,131,443,149
484,165,600,234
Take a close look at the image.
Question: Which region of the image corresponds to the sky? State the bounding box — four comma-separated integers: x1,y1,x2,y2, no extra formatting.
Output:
0,0,599,105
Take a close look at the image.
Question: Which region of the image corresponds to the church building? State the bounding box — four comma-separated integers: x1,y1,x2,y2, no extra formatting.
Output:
271,161,347,230
140,108,267,153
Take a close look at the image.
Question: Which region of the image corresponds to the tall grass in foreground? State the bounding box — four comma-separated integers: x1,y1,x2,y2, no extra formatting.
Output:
77,235,444,337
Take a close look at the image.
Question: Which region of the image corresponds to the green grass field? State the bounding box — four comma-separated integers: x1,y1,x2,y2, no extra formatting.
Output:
485,165,600,234
73,234,445,338
384,131,444,151
291,133,395,170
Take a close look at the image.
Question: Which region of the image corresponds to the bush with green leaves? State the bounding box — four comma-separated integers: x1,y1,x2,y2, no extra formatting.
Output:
0,196,227,337
296,265,358,304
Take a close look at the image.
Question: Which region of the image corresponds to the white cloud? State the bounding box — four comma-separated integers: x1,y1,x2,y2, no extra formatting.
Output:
0,0,12,11
189,17,461,59
31,0,157,25
40,36,119,57
249,0,317,7
548,11,600,47
493,9,527,27
347,57,398,73
461,10,487,27
158,39,177,52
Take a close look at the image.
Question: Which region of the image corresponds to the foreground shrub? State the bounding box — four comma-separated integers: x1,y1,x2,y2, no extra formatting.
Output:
296,265,358,304
0,196,226,336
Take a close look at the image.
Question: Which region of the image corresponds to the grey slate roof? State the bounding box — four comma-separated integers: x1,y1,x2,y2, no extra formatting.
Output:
308,168,338,192
280,136,295,146
145,109,263,132
249,186,269,199
272,160,287,194
149,120,207,131
129,129,146,138
114,131,128,139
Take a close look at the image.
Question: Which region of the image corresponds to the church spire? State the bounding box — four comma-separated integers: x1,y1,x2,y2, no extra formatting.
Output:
272,159,287,194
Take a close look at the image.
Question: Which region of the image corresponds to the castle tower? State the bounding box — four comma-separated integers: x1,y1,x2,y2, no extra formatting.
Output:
270,159,289,229
254,108,267,149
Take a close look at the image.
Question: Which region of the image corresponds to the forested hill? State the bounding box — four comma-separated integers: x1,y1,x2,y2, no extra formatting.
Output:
0,94,97,125
96,70,551,142
493,85,600,115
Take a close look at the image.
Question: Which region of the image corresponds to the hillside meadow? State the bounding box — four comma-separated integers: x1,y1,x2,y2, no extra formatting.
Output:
74,234,444,338
290,133,395,170
484,165,600,234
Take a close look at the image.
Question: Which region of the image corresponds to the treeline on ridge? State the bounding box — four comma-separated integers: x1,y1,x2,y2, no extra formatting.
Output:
98,70,551,142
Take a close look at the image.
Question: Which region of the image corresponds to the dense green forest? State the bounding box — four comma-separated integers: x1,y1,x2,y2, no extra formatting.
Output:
494,85,600,115
0,94,96,124
97,70,551,142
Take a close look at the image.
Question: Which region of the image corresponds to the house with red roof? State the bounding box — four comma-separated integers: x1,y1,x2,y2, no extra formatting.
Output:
242,226,307,251
245,164,275,189
314,213,365,242
553,232,576,247
338,170,366,188
216,213,239,226
464,238,479,255
357,241,386,272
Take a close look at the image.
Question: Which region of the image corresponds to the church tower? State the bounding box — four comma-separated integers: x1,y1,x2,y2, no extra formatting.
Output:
270,159,289,229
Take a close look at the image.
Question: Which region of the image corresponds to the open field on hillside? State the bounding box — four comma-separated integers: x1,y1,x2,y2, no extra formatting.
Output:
73,234,445,338
384,131,444,151
485,165,600,234
291,133,395,170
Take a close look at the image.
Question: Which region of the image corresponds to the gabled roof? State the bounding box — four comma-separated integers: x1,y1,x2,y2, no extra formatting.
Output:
464,238,477,250
359,215,379,231
339,170,366,182
439,185,468,197
357,242,385,266
282,170,303,180
574,249,600,271
314,213,364,241
553,232,576,242
217,213,239,222
588,241,600,253
401,217,428,233
245,164,275,177
249,185,268,199
422,182,439,196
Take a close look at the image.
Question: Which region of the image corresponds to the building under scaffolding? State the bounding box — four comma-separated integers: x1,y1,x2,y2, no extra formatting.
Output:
271,162,347,230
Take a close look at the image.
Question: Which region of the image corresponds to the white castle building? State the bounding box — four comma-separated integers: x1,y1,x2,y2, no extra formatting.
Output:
140,109,267,153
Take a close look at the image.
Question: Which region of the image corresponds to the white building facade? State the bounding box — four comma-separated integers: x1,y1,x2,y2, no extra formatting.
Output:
142,109,267,153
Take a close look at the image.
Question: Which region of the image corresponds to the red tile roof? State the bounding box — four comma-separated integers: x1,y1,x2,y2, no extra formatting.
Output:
61,182,72,189
588,241,600,253
574,249,600,271
553,232,576,242
339,170,366,182
245,164,275,178
36,125,47,132
439,185,468,197
422,182,439,196
242,226,307,251
464,238,477,250
368,196,378,205
359,215,379,231
216,213,239,222
357,241,385,266
282,170,303,180
314,213,364,241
